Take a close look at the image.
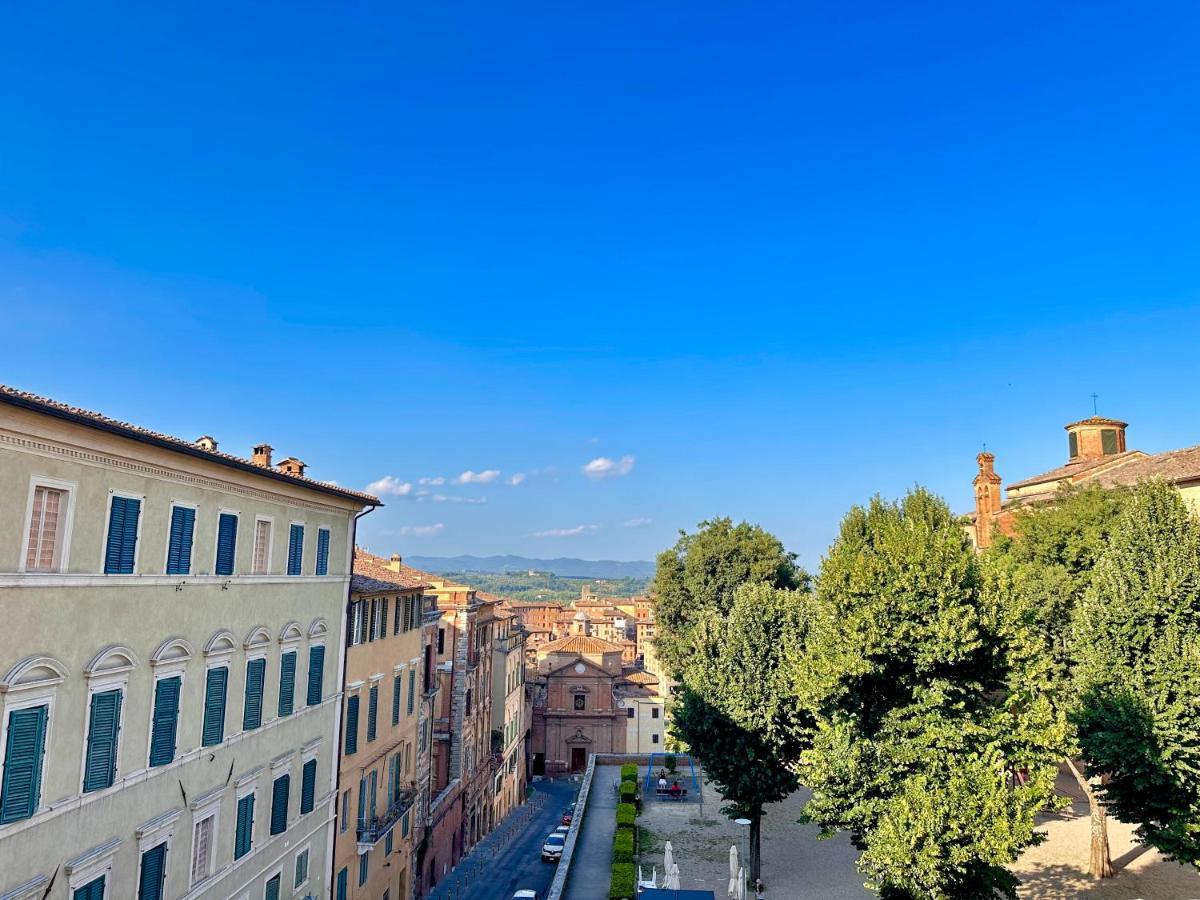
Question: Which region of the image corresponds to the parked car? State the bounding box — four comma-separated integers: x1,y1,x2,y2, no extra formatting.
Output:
561,806,574,826
553,824,570,836
541,832,566,862
512,892,539,900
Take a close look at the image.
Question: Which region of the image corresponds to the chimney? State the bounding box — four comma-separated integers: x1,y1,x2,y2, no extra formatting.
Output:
973,451,1003,549
387,553,402,573
251,443,273,467
277,456,307,477
1065,417,1128,463
195,435,218,452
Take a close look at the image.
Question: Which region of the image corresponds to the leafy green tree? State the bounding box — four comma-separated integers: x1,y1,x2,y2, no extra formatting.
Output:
987,483,1131,877
671,582,811,882
653,517,804,678
800,489,1062,899
1072,481,1200,867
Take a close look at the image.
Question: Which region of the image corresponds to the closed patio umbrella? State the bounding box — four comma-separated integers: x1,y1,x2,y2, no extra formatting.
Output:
736,867,746,900
728,846,739,898
664,863,682,890
663,841,675,881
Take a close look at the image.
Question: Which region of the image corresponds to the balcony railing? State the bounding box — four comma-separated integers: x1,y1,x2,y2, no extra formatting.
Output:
356,783,418,848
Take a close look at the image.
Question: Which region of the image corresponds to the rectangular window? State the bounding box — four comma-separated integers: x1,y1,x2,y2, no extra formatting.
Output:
191,812,215,885
73,875,105,900
1069,431,1079,459
287,523,304,575
1102,428,1119,455
83,688,122,792
0,704,48,824
300,758,317,814
138,842,168,900
278,651,296,717
367,685,379,742
381,599,389,639
359,851,368,886
336,867,348,900
367,600,376,643
149,676,181,767
340,790,349,832
235,792,255,859
25,485,67,572
202,666,228,746
651,707,660,719
270,773,290,835
385,827,393,855
294,847,310,888
165,504,196,575
215,512,238,576
395,598,402,635
253,519,272,574
652,733,660,744
243,658,266,731
573,694,585,711
264,873,281,900
437,628,445,654
626,707,635,718
344,695,359,755
357,776,366,827
307,645,325,705
104,495,141,574
401,809,410,839
315,527,330,576
407,670,416,716
368,769,377,821
392,674,402,726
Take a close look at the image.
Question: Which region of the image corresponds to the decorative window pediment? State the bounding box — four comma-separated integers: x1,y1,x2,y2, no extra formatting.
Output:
243,626,272,651
1,655,69,693
150,637,193,668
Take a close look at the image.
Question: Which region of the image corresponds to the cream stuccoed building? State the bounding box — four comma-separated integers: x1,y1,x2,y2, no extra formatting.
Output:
0,386,378,900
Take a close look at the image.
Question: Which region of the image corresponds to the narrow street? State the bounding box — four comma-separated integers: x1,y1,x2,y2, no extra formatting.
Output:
429,779,579,900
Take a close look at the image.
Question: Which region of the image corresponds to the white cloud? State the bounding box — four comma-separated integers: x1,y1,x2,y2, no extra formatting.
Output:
422,494,487,505
507,473,526,486
418,476,446,486
365,476,413,496
532,525,598,538
624,517,653,528
582,455,635,480
396,523,444,537
455,469,501,485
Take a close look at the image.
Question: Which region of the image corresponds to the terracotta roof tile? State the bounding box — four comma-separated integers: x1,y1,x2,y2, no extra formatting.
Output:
353,549,432,590
1006,452,1143,490
538,634,623,655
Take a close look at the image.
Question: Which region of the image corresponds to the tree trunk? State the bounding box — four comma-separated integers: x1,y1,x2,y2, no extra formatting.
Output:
750,813,762,885
1065,757,1113,879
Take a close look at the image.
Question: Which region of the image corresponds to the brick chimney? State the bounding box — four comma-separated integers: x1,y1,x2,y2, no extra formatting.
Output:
251,443,273,467
1065,417,1128,463
973,451,1003,548
277,456,307,477
387,553,402,573
195,435,218,452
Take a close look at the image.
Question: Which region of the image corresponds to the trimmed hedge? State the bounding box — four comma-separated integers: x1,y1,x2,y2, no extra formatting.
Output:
613,827,635,863
609,862,636,900
620,779,637,803
616,803,636,827
620,763,639,782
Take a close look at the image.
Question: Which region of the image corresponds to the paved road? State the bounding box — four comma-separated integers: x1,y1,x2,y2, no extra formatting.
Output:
429,779,579,900
563,765,620,900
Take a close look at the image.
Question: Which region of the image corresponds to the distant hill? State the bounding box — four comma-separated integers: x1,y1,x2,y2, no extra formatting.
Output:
403,555,656,580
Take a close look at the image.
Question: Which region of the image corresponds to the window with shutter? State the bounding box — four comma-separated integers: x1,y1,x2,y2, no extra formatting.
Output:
25,485,67,572
394,599,402,635
165,505,196,575
234,792,255,859
385,827,393,855
73,875,105,900
402,809,410,838
265,873,281,900
137,842,167,900
381,599,389,638
306,646,325,706
294,847,310,887
1069,431,1079,458
104,495,141,574
83,689,122,792
215,513,237,576
191,813,215,885
392,674,402,725
253,519,272,574
367,686,378,742
336,867,348,900
278,651,296,717
407,670,415,716
149,676,181,767
368,769,377,821
344,695,359,755
1102,428,1119,455
287,524,304,575
243,658,266,731
0,704,48,823
316,528,330,576
357,776,366,827
300,758,316,814
202,666,228,746
359,849,369,885
270,774,290,835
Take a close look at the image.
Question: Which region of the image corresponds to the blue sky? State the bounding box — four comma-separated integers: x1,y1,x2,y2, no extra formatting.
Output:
3,2,1199,568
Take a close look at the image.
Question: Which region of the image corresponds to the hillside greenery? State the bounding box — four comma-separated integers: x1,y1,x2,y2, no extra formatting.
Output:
438,570,650,604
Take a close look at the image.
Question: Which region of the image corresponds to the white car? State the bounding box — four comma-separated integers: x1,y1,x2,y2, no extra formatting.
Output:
513,892,539,900
541,832,566,862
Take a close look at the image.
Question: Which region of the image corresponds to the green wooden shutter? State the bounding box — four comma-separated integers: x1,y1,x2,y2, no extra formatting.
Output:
264,873,281,900
357,776,366,827
345,695,359,755
392,674,402,725
0,705,48,823
73,875,106,900
278,651,296,717
270,773,290,835
104,496,141,574
215,513,237,576
234,792,255,858
300,758,316,814
1069,431,1079,458
359,851,369,885
407,669,416,715
148,676,181,767
243,658,265,730
287,524,304,575
1102,428,1119,455
83,689,122,792
385,827,393,855
306,645,325,706
316,527,330,575
202,666,227,746
336,867,348,900
137,843,167,900
369,769,377,820
367,685,378,742
165,505,195,575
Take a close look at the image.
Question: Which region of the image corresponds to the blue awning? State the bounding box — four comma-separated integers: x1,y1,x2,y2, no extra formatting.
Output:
638,890,717,900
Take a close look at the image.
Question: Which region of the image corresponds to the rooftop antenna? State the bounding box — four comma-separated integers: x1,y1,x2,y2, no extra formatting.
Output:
1091,393,1099,416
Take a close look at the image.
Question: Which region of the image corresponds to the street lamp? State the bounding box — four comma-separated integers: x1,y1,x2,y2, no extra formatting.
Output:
734,818,751,894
